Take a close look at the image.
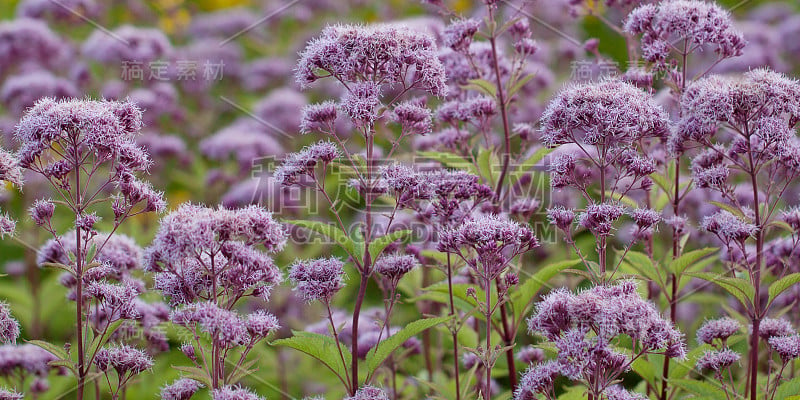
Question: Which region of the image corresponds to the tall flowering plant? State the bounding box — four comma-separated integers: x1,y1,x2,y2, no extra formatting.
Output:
144,204,286,396
13,98,166,399
276,23,449,396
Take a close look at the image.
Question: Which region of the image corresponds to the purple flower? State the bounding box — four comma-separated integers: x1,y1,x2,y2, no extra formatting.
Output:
300,101,338,134
437,214,539,280
604,386,647,400
345,385,389,400
443,18,481,51
0,71,78,115
212,386,264,400
624,1,745,69
245,310,280,339
374,253,417,282
0,344,56,377
288,258,346,303
200,122,284,171
171,302,249,348
341,82,381,125
93,344,153,375
768,335,800,362
540,79,669,148
579,203,625,237
16,0,100,20
0,303,19,344
696,318,741,344
28,199,55,227
296,24,447,97
514,361,561,399
391,100,433,135
701,210,758,244
0,18,64,73
161,378,203,400
696,348,740,372
547,206,576,231
758,318,795,339
0,389,22,400
274,141,340,185
516,346,545,364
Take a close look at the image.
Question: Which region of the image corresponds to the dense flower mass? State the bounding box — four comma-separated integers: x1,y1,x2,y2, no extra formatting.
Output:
295,24,447,97
161,378,203,400
624,0,745,68
697,318,741,344
288,257,346,303
540,79,669,148
146,204,286,305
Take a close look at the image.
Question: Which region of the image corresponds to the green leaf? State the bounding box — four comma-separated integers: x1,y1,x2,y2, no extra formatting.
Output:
173,365,213,389
708,201,747,220
687,272,755,309
768,273,800,305
227,358,259,385
88,319,125,360
775,376,800,400
463,79,497,97
649,172,672,194
366,316,452,375
631,356,656,385
620,251,661,284
507,73,536,99
769,220,796,233
477,148,493,182
27,339,69,361
273,330,352,385
285,219,360,262
668,248,717,276
369,229,412,261
670,378,728,400
510,259,580,322
603,191,639,208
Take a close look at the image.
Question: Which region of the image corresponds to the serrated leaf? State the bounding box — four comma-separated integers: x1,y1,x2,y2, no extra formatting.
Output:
768,273,800,305
28,339,69,361
669,248,717,276
366,316,452,375
173,365,213,389
511,259,580,322
272,331,352,385
775,376,800,400
621,251,661,284
464,79,497,97
687,272,755,309
708,201,747,220
369,229,412,261
670,378,727,399
507,73,536,99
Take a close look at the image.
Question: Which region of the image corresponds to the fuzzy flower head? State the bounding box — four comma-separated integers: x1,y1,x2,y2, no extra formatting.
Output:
624,0,745,69
171,302,249,348
443,18,481,52
212,386,264,400
0,303,19,344
288,257,346,303
579,203,625,237
696,348,740,372
160,378,203,400
274,141,339,186
245,310,280,339
146,204,286,305
296,24,447,97
300,101,338,134
701,210,757,245
671,69,800,155
696,317,741,344
514,361,561,399
437,214,539,280
768,335,800,362
93,344,153,376
528,281,686,358
345,385,390,400
540,79,669,149
391,100,433,135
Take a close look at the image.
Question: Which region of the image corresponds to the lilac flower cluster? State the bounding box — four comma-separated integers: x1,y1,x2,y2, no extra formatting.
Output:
288,257,346,304
146,204,286,305
438,214,538,281
624,0,745,70
274,141,340,186
296,24,447,97
520,281,685,398
0,149,21,237
161,378,203,400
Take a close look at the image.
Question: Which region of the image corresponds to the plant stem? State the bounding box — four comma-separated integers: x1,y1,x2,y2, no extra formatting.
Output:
447,254,461,400
74,144,86,400
495,279,517,391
